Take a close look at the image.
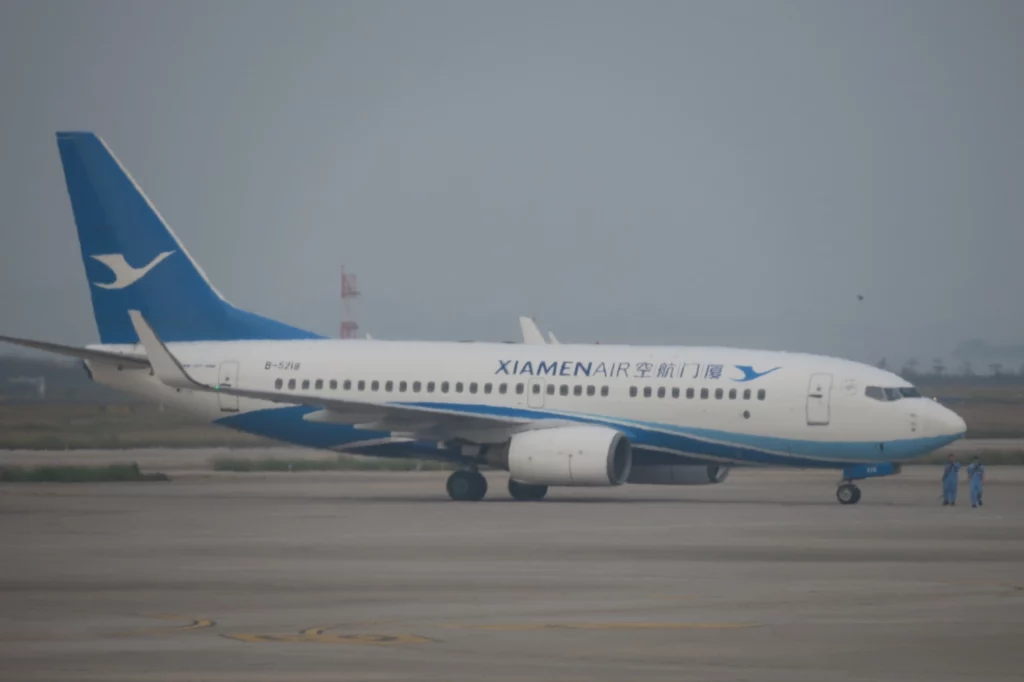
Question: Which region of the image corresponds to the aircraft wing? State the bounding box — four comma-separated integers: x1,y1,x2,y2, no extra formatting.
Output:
518,316,547,345
0,334,150,368
128,311,554,444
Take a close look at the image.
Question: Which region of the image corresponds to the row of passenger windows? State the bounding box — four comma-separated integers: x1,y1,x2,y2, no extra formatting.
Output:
271,377,767,401
272,377,612,397
630,385,766,401
864,386,922,401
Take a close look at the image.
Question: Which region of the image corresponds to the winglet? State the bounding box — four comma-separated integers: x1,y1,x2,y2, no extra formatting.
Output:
127,310,206,390
519,316,547,345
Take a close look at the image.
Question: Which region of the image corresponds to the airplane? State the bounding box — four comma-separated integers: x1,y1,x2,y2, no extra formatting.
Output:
1,132,967,505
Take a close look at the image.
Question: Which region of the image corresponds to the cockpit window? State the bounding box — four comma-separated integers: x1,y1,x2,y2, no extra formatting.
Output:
866,385,922,401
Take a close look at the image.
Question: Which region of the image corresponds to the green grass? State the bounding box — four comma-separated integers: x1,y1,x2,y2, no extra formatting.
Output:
911,450,1024,466
0,462,170,483
211,456,454,472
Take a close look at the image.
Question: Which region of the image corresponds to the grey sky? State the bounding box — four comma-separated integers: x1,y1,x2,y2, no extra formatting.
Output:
1,0,1022,367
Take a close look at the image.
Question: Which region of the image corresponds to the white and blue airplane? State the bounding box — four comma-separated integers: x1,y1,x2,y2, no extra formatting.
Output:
1,132,967,504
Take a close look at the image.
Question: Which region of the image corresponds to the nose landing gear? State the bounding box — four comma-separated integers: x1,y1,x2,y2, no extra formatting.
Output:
836,483,861,505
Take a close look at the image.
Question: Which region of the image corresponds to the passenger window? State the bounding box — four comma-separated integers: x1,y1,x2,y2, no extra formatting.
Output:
499,383,507,394
517,383,525,395
384,381,393,392
427,381,435,393
574,385,582,396
371,380,380,391
657,387,665,398
329,379,337,390
302,379,310,390
357,380,365,391
587,385,596,396
399,381,407,392
743,389,751,400
275,378,283,389
470,383,478,394
455,382,463,393
547,384,555,395
643,386,652,398
532,384,540,394
484,383,492,394
343,380,352,390
600,386,609,397
288,378,296,390
700,388,709,399
686,387,695,399
441,382,450,393
315,379,323,390
413,381,421,392
560,384,569,396
757,389,766,401
630,386,638,398
728,388,736,400
672,387,679,398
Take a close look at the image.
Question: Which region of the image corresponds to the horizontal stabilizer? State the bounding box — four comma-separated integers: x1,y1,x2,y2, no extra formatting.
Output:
0,334,149,367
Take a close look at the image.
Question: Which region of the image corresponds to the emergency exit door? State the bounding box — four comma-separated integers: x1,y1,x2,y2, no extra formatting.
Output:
217,361,240,412
527,378,545,408
806,373,833,426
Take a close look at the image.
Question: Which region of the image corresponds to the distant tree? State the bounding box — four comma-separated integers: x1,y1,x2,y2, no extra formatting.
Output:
876,358,888,371
932,358,946,377
901,358,920,377
990,363,1003,377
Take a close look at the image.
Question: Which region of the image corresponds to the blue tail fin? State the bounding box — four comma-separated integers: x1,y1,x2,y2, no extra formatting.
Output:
56,132,322,344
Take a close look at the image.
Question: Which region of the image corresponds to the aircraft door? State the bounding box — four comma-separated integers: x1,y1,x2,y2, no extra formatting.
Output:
806,373,833,426
527,378,545,408
217,361,240,412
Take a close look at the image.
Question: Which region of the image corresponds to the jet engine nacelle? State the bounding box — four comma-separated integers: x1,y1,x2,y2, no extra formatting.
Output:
501,426,632,486
626,464,731,485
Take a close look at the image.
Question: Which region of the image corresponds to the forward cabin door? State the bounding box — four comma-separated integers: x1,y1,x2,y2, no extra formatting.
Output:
806,373,833,426
217,361,240,412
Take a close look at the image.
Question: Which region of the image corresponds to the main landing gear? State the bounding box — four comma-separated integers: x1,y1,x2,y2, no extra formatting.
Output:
835,462,902,505
446,470,488,501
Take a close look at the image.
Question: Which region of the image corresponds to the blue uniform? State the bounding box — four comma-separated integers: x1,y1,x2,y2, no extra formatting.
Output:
967,462,984,507
942,461,961,505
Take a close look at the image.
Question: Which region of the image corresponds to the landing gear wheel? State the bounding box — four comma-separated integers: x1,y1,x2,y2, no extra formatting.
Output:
836,483,861,505
446,470,487,501
508,479,548,501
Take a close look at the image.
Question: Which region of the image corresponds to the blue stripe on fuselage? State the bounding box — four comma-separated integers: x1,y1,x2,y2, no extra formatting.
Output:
214,401,960,469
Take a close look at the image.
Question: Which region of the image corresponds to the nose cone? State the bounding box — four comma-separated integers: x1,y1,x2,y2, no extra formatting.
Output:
930,403,967,440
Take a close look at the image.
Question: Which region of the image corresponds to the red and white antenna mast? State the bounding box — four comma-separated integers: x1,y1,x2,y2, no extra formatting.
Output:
340,265,360,339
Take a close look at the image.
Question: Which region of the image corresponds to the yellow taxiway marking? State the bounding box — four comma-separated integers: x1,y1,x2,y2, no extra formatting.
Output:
224,625,433,645
444,622,760,632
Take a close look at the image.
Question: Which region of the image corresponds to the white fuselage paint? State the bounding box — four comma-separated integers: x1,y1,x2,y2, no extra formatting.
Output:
85,338,966,467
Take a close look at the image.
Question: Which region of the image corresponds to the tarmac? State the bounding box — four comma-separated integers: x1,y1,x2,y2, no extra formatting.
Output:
1,449,1022,681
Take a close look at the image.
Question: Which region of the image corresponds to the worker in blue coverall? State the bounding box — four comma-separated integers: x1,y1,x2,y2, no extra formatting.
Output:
942,453,961,506
966,456,985,508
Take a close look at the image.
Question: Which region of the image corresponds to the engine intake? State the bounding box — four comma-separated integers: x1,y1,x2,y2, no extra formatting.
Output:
501,426,632,487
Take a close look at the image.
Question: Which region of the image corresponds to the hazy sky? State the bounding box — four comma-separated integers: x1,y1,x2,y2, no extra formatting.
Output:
1,0,1022,366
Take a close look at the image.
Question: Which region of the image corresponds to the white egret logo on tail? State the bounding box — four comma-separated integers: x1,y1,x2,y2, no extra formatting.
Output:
90,251,175,290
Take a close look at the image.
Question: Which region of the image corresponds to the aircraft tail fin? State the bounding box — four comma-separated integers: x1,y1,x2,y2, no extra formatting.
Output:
55,131,322,344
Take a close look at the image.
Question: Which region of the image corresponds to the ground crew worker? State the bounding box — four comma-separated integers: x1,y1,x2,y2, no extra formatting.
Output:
942,453,961,506
967,456,985,508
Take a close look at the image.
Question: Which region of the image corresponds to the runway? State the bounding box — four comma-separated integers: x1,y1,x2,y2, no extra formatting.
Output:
1,457,1022,681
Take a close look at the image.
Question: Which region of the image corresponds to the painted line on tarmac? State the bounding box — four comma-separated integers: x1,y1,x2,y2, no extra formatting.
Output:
124,613,216,635
443,622,761,632
223,625,434,645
